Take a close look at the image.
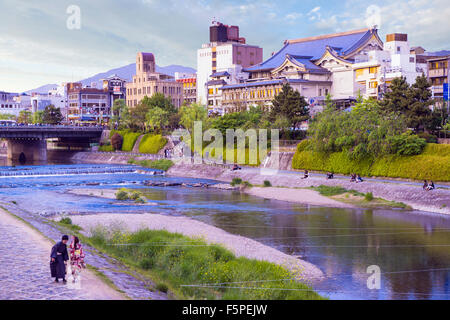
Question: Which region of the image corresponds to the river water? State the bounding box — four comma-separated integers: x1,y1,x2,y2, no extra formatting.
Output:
0,161,449,300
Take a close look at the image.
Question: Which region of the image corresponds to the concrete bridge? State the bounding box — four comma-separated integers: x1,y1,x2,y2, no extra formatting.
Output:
0,126,103,162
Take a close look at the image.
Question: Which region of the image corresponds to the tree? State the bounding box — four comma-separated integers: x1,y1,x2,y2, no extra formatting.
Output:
270,84,309,129
141,93,176,114
179,103,208,132
128,102,150,132
0,114,16,120
111,99,128,128
146,107,170,133
406,74,434,132
17,110,32,124
32,111,44,124
111,133,123,151
42,105,64,125
380,75,433,132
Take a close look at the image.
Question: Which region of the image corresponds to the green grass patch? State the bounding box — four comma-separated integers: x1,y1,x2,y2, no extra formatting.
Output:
136,159,174,171
139,134,167,154
293,142,450,182
115,188,147,203
87,227,324,300
99,144,114,152
230,178,243,186
311,185,363,197
58,217,82,232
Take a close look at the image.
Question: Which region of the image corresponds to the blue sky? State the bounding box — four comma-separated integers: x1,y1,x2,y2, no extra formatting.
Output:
0,0,449,92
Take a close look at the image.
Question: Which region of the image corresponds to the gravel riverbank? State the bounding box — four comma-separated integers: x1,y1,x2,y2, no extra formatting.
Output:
167,163,450,215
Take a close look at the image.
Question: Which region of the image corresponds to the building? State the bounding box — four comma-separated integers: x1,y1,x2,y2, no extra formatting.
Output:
126,52,183,108
353,33,431,98
427,55,449,102
218,28,386,112
197,20,263,105
101,75,127,108
67,83,110,123
175,73,197,105
0,91,27,117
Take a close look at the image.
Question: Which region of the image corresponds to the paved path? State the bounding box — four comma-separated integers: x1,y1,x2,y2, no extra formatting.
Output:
0,210,123,300
0,203,168,300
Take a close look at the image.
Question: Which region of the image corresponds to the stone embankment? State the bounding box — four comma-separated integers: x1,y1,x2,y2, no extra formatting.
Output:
72,151,163,165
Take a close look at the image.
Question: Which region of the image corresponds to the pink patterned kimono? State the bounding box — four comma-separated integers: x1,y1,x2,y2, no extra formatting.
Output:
69,242,85,279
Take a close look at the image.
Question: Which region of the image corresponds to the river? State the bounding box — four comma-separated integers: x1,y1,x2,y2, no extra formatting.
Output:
0,160,449,300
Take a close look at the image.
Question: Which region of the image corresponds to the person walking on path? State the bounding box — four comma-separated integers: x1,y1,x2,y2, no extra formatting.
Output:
69,236,86,283
50,235,69,284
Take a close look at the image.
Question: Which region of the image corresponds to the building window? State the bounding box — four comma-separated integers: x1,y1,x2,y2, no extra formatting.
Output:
369,67,378,74
410,57,415,63
355,69,364,77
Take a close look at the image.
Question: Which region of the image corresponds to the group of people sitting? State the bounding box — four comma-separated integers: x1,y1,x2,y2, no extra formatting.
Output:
423,180,435,191
350,174,364,183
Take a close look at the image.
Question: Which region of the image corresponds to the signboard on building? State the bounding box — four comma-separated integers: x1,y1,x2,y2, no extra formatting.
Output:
113,86,122,94
444,83,449,101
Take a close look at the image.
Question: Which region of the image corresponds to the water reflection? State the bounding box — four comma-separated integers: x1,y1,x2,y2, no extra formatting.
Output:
0,163,448,300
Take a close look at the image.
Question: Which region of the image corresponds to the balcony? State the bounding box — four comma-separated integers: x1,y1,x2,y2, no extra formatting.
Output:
429,68,448,78
432,85,444,94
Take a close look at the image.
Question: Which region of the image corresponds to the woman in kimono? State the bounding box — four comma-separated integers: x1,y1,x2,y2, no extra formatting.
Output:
69,236,85,283
50,235,69,283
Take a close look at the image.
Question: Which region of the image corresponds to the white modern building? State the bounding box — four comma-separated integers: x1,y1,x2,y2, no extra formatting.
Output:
0,91,29,117
353,33,428,98
197,21,263,105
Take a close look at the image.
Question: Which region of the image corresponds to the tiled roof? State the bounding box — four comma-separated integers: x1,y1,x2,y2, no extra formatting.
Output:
222,78,310,90
211,71,230,77
245,28,374,72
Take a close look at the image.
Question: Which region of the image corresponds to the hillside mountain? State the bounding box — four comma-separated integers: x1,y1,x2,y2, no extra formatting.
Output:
25,64,196,94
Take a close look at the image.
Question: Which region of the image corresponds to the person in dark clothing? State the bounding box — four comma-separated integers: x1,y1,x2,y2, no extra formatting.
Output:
326,172,334,180
350,174,356,182
423,180,428,190
302,170,309,179
50,235,69,283
356,174,363,183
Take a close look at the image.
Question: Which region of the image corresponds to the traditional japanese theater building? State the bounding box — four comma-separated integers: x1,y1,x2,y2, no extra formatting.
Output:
221,27,384,113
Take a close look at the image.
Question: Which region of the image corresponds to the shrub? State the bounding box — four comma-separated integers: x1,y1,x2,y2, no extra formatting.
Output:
241,181,253,188
418,132,438,144
387,132,426,156
128,157,136,164
139,134,167,154
130,191,142,200
230,178,243,186
365,192,374,201
263,180,272,187
134,197,147,204
115,190,129,201
111,133,123,151
60,217,72,225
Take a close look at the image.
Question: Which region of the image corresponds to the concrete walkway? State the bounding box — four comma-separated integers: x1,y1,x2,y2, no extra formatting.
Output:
0,209,124,300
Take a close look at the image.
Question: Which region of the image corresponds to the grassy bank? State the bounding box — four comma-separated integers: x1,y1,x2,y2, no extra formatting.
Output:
139,134,167,154
311,185,410,209
85,227,323,300
293,142,450,182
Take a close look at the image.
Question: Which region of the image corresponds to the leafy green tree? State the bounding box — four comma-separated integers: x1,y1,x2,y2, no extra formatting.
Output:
141,93,176,114
0,114,16,120
17,110,32,124
42,105,64,125
146,107,170,133
179,103,208,132
32,111,44,124
309,98,419,160
111,99,128,128
270,84,309,129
